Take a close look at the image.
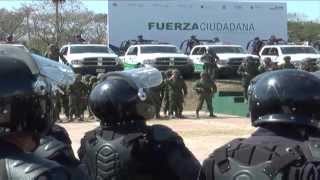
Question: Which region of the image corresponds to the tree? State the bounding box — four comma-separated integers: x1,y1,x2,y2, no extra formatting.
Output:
52,0,66,44
288,21,320,43
0,8,27,41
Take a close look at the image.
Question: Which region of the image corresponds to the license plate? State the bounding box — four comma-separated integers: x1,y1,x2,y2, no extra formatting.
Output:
96,69,105,73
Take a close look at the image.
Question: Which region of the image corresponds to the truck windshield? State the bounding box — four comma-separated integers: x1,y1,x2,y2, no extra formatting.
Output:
70,46,111,54
140,46,179,54
281,47,318,54
209,47,245,54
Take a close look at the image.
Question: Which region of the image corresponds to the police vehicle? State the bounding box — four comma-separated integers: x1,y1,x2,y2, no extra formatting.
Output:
259,45,320,67
60,44,123,75
189,44,259,75
120,44,194,77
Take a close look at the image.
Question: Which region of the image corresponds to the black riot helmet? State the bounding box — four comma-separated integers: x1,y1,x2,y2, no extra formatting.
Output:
89,67,162,126
248,69,320,128
0,45,75,136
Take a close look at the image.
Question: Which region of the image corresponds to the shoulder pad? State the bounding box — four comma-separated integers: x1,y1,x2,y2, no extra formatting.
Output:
6,153,69,180
150,124,182,143
214,158,283,180
34,136,68,159
49,125,72,145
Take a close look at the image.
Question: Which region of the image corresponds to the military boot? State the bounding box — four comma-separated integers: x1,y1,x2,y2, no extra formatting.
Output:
209,113,217,118
196,111,199,118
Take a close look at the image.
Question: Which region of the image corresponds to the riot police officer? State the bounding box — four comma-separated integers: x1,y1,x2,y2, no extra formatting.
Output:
78,67,201,180
0,45,70,179
200,69,320,180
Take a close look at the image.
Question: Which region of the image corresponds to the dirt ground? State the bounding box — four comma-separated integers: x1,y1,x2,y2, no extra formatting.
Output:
60,111,255,163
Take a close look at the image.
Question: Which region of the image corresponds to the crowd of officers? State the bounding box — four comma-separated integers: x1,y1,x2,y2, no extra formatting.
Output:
54,74,99,122
238,56,319,100
4,44,320,180
55,67,217,122
51,40,319,122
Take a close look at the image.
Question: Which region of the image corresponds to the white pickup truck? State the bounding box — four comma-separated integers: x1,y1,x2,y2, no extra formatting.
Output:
60,44,123,75
259,45,320,66
189,44,259,75
119,44,194,77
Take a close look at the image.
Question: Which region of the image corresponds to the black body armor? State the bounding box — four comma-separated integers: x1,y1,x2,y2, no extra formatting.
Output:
0,141,68,180
202,134,320,180
79,124,201,180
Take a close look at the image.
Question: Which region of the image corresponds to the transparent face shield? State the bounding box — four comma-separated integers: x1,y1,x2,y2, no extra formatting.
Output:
31,54,75,93
106,67,163,101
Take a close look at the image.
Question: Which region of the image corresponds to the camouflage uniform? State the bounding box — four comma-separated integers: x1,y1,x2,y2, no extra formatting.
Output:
80,75,91,120
89,76,98,90
258,57,275,73
279,62,295,69
301,58,319,72
61,85,70,120
88,76,98,118
201,50,219,80
150,82,164,119
278,56,295,70
237,58,259,100
97,73,106,84
161,70,172,117
53,89,62,122
68,75,87,122
44,44,68,64
194,73,217,118
167,70,187,118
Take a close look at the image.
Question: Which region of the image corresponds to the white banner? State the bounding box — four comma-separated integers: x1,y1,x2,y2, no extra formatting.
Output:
108,0,287,48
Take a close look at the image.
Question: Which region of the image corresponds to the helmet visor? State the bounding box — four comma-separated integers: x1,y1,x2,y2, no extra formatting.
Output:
107,67,163,89
32,54,75,87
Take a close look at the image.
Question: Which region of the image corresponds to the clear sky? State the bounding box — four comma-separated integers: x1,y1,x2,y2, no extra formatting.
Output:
0,0,319,20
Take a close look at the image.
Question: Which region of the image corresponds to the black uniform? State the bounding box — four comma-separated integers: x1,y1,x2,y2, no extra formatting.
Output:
79,123,200,180
200,70,320,180
0,45,72,179
78,68,201,180
0,140,69,180
34,125,87,180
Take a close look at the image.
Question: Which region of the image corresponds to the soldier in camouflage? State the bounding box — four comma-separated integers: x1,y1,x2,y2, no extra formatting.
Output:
60,85,70,121
258,57,274,73
194,72,217,118
237,56,259,100
201,48,219,81
161,70,172,118
44,44,68,64
53,88,63,123
68,74,87,122
80,75,91,120
279,56,295,69
150,81,164,119
88,76,98,119
167,69,187,119
301,58,319,72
